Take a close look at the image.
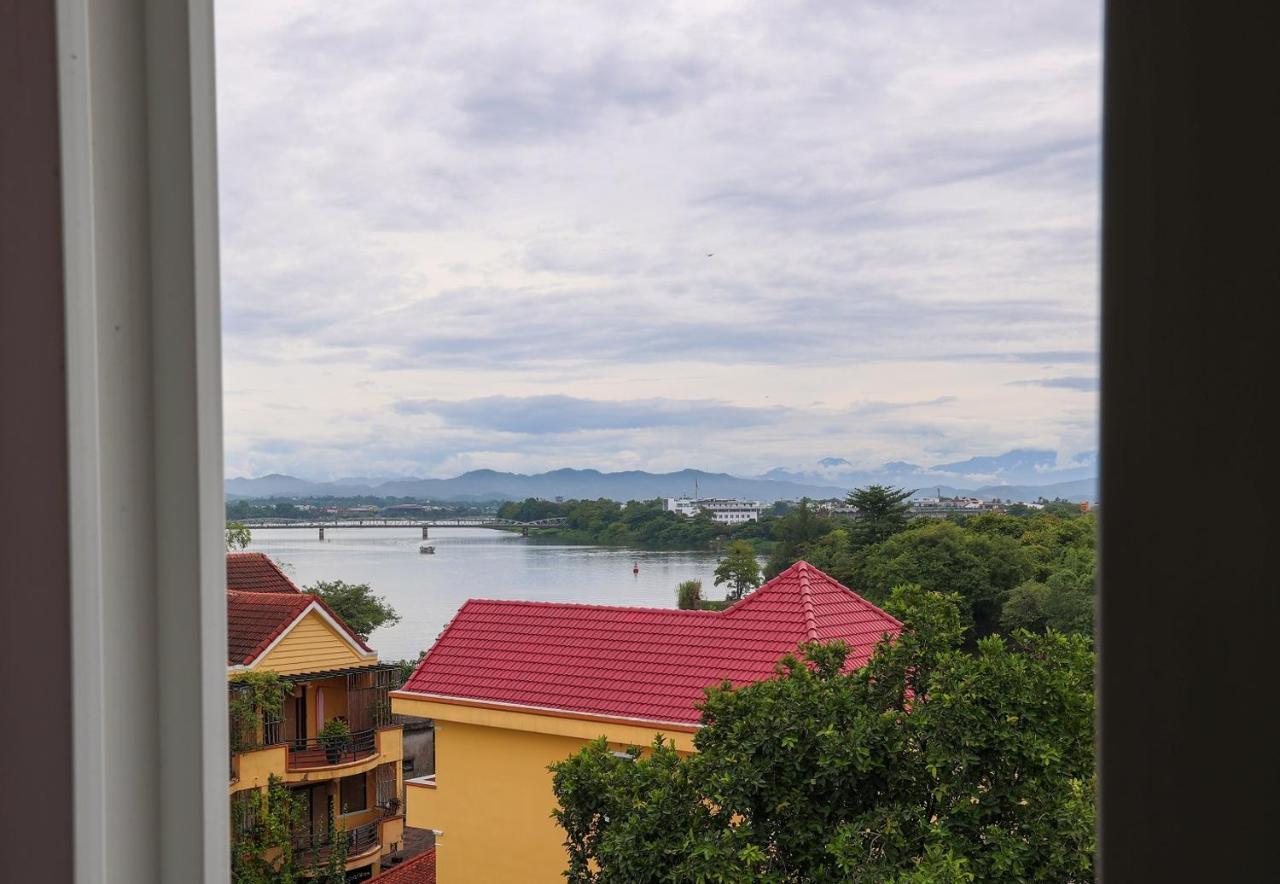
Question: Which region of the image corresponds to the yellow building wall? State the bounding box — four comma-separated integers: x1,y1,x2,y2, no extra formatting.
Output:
393,705,694,884
232,744,287,791
423,721,594,883
255,609,372,675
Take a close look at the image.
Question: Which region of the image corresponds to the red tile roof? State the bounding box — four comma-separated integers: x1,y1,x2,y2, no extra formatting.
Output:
400,562,901,726
226,552,301,593
373,849,435,883
226,554,376,667
226,590,314,666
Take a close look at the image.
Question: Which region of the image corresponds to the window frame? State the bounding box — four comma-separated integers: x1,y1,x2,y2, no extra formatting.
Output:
55,1,227,880
23,1,1274,881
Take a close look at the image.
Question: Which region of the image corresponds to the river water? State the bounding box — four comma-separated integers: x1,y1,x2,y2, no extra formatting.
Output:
245,527,726,661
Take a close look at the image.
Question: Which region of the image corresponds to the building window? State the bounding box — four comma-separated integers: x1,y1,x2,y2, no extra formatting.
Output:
339,772,367,814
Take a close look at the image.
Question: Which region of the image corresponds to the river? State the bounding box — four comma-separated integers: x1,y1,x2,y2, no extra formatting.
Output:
245,527,727,661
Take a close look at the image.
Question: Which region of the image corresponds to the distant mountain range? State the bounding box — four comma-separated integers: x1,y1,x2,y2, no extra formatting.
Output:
760,448,1096,490
226,469,849,504
226,450,1097,504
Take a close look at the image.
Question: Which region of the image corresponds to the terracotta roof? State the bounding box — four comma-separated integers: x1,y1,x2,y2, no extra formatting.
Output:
400,562,901,726
373,849,435,883
225,590,376,667
226,552,301,593
226,591,313,665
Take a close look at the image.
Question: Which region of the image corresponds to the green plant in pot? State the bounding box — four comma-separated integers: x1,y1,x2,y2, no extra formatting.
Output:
318,717,352,764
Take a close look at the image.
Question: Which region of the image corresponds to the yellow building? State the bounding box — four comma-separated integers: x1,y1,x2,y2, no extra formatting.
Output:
226,552,407,880
391,562,902,882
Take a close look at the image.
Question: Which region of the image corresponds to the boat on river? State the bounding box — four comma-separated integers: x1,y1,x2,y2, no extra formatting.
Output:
419,544,435,555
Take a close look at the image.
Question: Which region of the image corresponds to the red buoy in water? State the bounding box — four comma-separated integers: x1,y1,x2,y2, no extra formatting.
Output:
632,562,639,575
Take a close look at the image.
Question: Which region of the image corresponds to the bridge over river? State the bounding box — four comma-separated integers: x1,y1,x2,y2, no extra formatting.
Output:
239,517,567,539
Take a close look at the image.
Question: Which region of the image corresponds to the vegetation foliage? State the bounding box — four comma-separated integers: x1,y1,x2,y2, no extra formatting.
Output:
306,579,401,638
550,587,1095,882
502,497,773,550
231,775,350,884
228,671,291,752
502,490,1095,638
676,579,703,610
226,520,252,550
714,540,763,601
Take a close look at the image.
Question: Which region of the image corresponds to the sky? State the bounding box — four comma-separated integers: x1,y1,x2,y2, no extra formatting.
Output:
216,0,1101,482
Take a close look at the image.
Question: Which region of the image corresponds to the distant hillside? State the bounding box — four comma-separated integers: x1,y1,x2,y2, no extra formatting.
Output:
761,448,1097,494
226,459,1097,505
225,468,847,504
225,473,388,498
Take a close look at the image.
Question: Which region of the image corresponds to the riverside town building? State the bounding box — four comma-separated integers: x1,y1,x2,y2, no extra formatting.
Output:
390,561,901,883
226,553,407,880
664,496,763,523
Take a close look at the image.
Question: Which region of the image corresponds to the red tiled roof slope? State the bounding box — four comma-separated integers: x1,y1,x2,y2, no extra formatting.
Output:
226,551,301,593
373,849,436,883
226,591,312,665
401,562,901,726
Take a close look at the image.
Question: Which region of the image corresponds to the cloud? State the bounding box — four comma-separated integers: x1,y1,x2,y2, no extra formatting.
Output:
392,395,780,434
215,0,1101,478
1010,376,1099,391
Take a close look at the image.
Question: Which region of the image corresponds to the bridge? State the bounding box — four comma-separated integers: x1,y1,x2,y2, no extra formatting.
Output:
239,517,567,539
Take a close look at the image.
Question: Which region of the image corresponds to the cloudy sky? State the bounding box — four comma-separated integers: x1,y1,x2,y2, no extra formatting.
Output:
216,0,1100,481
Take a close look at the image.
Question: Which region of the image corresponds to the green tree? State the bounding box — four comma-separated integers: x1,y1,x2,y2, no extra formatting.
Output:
307,579,400,638
844,484,915,548
854,520,1033,639
675,579,703,610
550,586,1095,883
713,540,762,601
390,650,427,687
1002,547,1095,637
763,498,827,578
226,520,252,551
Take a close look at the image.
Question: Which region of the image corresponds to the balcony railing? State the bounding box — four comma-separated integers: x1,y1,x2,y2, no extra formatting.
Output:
287,728,377,769
292,819,381,862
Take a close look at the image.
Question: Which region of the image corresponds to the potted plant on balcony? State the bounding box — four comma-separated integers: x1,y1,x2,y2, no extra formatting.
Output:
318,717,352,765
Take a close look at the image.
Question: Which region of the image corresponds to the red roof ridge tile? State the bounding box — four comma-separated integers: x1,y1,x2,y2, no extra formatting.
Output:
458,597,723,616
797,561,819,642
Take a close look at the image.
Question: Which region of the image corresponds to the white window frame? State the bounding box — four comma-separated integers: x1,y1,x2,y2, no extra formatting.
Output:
57,1,227,881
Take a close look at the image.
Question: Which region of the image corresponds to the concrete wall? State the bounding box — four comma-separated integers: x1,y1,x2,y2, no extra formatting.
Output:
401,717,436,778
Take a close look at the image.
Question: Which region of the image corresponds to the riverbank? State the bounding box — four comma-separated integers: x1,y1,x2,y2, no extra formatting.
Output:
516,525,774,554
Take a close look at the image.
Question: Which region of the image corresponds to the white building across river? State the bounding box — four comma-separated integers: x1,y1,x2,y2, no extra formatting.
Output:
665,497,763,523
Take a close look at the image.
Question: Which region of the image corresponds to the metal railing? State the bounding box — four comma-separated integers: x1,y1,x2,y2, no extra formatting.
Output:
293,819,381,860
286,728,378,769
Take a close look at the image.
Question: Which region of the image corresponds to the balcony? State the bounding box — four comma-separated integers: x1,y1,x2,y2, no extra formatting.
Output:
292,818,382,865
287,728,378,770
